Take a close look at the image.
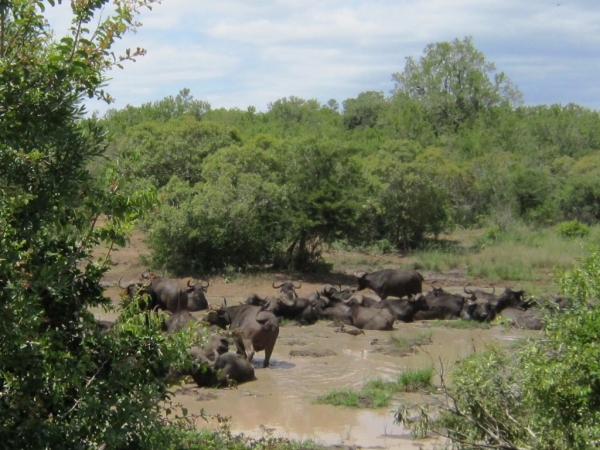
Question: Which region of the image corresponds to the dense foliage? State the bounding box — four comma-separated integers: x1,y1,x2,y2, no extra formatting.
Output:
0,1,197,448
99,37,600,273
396,247,600,449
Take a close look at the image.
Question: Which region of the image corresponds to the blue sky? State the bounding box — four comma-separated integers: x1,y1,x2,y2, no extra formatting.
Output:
47,1,600,116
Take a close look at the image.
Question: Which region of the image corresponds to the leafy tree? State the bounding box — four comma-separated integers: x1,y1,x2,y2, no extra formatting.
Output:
392,37,523,134
116,115,241,188
103,88,211,135
271,138,365,268
359,147,455,249
0,1,194,448
146,146,286,274
342,90,387,129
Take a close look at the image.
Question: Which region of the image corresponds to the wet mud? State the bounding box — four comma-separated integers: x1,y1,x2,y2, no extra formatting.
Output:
95,231,535,450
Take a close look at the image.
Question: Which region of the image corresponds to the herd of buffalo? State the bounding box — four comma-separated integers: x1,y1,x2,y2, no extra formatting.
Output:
111,269,569,388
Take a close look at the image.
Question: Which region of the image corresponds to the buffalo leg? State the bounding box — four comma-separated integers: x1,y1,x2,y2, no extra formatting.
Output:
263,339,276,368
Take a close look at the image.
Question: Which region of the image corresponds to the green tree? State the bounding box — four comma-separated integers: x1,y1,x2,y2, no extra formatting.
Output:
359,147,455,249
116,115,241,188
272,138,365,268
0,1,193,448
342,90,387,129
103,88,212,135
392,37,523,135
146,145,286,274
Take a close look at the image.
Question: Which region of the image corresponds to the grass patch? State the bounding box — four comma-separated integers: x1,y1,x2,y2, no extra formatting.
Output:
314,368,433,409
409,224,599,283
425,320,493,329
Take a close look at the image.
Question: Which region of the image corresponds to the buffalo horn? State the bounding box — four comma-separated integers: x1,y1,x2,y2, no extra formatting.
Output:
187,279,197,288
489,284,496,295
292,281,302,289
118,277,130,289
463,283,474,295
272,281,284,289
201,279,210,288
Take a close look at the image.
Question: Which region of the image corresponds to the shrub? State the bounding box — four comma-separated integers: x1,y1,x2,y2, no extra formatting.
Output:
557,220,590,238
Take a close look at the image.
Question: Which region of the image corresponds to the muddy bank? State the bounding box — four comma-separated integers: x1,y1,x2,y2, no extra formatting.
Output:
95,231,535,450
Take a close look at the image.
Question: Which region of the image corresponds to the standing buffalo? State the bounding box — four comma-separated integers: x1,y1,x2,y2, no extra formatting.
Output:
204,303,279,368
119,273,188,313
185,279,210,311
357,269,424,300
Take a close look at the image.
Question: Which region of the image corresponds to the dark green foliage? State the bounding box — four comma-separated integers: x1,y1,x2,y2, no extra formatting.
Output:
104,88,211,135
146,138,365,273
0,2,196,448
558,174,600,224
117,115,241,188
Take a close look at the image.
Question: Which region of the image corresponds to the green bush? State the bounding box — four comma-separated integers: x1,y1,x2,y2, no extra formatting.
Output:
557,220,590,238
397,247,600,449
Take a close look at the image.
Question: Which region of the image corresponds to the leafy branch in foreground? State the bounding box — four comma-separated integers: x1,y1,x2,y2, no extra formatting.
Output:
395,247,600,449
0,1,200,448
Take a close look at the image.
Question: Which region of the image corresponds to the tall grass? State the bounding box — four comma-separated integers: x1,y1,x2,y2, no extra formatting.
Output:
411,224,599,283
314,368,433,409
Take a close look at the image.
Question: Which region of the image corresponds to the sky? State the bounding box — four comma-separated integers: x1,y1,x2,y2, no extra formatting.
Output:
46,1,600,116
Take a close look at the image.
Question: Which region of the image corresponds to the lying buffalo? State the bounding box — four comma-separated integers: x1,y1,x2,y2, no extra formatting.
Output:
204,303,279,368
245,293,316,324
464,284,529,316
498,307,544,330
343,297,395,330
412,288,471,321
272,280,301,299
185,279,209,311
189,331,255,387
372,295,429,322
357,269,424,300
162,310,197,333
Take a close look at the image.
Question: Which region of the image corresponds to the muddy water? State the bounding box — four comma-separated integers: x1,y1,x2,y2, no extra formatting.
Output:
155,303,529,450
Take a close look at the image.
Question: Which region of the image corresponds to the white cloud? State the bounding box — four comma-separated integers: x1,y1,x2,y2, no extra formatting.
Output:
55,0,600,115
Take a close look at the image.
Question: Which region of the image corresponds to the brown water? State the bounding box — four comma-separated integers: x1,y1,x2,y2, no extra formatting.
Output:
94,231,535,450
159,310,527,450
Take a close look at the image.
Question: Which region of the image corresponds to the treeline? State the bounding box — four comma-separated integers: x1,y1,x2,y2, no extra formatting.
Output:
99,37,600,274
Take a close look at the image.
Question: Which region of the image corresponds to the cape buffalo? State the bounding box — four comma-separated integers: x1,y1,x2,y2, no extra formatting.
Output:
272,280,301,299
464,284,529,316
343,297,395,330
357,269,424,300
372,295,429,322
412,288,469,321
119,273,187,313
498,307,544,330
204,303,279,368
162,310,197,333
185,279,209,311
191,350,255,387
